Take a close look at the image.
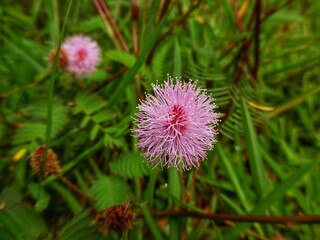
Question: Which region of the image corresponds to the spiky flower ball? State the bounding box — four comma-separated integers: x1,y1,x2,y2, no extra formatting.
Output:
61,34,101,78
133,76,219,171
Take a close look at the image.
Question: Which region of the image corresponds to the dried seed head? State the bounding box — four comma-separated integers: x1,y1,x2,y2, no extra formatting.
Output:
94,202,136,233
30,146,61,177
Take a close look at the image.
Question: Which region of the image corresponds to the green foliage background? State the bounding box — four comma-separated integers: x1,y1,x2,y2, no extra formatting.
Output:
0,0,320,239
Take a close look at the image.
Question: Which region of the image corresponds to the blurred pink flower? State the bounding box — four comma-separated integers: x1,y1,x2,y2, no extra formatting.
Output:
62,34,101,78
133,76,219,171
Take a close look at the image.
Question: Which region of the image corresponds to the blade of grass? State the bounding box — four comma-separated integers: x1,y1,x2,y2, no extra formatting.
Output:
225,158,319,239
144,169,159,208
47,0,60,42
216,143,251,211
241,97,266,200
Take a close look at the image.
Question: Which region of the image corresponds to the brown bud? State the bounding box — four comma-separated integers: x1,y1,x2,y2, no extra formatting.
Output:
131,4,139,21
49,48,68,69
30,145,61,177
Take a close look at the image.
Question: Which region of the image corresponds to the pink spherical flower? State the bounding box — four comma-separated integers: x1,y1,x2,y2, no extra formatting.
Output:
133,76,219,171
61,34,101,78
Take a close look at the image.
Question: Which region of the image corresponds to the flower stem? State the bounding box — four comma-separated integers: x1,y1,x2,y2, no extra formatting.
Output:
138,210,320,225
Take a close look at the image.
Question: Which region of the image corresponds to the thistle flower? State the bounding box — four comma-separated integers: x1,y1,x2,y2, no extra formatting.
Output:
133,76,219,171
61,34,101,78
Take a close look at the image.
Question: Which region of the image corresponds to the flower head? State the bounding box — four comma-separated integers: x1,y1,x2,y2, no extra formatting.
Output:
133,76,219,171
61,34,101,78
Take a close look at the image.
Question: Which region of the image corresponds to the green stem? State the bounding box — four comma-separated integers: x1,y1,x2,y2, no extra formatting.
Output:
43,0,73,175
141,205,162,240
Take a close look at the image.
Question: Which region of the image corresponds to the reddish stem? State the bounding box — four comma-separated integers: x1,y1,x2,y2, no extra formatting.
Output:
139,209,320,225
157,0,171,25
253,0,262,80
146,0,202,64
93,0,118,48
96,0,129,52
131,1,139,57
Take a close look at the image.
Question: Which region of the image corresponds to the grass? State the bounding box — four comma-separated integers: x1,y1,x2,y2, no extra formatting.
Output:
0,0,320,239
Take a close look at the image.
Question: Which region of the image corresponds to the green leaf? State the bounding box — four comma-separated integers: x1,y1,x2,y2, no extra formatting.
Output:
57,210,103,240
13,99,69,146
0,204,47,240
92,110,114,123
106,50,136,67
90,175,130,210
73,92,107,116
106,50,153,84
1,35,44,73
90,124,101,141
73,91,116,143
80,116,91,128
12,123,46,145
151,43,170,81
214,84,264,141
109,152,150,179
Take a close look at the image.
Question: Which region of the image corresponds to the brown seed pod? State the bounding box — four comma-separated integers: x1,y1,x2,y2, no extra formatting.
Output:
30,145,61,177
94,202,136,233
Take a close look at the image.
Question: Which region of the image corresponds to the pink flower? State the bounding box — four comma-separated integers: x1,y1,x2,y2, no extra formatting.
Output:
133,76,219,171
61,35,101,78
